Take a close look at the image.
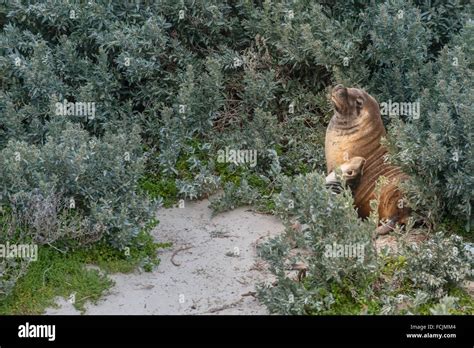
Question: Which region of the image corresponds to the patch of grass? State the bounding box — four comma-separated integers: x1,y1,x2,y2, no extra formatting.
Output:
320,285,364,315
215,161,246,185
246,173,267,189
210,166,278,214
380,255,407,277
447,287,474,314
0,219,171,314
141,139,214,205
139,175,179,208
79,219,171,273
299,280,381,315
415,287,474,315
0,246,113,314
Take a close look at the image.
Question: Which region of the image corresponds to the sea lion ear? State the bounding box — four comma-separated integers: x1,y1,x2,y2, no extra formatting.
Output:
360,157,366,175
356,97,364,107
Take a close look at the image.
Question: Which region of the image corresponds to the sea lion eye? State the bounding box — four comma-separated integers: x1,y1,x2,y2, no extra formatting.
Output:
347,170,354,176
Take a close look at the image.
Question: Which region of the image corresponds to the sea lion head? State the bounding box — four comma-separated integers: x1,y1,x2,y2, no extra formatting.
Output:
325,156,366,191
331,84,380,121
339,156,366,189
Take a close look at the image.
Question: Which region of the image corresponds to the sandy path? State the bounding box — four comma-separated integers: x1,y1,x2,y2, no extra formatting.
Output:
45,198,284,315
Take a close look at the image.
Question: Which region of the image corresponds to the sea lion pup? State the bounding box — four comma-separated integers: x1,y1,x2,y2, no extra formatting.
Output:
325,84,410,235
325,156,366,194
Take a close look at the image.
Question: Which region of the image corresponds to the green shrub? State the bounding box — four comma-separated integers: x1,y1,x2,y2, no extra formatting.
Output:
257,172,378,314
399,232,472,298
1,0,471,314
257,172,472,314
387,27,473,230
0,123,157,249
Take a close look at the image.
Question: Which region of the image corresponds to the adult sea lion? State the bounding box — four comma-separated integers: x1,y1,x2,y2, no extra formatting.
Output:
325,84,410,234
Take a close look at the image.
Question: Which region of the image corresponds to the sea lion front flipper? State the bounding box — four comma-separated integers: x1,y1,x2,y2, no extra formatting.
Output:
325,170,344,194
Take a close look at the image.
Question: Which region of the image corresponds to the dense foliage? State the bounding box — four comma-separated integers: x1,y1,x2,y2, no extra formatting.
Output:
0,0,472,312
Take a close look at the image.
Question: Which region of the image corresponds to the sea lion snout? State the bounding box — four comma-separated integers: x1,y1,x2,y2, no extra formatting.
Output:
332,84,346,94
329,86,383,126
331,84,347,99
331,84,348,113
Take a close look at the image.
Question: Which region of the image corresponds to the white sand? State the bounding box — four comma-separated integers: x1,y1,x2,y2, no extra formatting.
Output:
45,198,284,315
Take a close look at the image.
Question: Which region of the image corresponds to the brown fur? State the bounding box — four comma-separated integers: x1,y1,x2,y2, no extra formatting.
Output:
325,156,366,191
325,85,410,232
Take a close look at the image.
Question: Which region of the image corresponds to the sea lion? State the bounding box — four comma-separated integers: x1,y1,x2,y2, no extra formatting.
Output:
325,156,366,194
325,84,410,234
